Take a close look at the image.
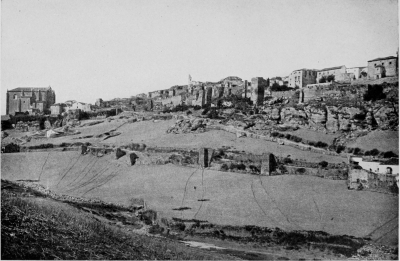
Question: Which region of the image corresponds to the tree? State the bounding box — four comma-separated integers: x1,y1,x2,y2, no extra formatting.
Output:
266,78,270,87
327,74,335,82
270,83,292,92
360,71,367,78
319,161,328,168
363,84,386,101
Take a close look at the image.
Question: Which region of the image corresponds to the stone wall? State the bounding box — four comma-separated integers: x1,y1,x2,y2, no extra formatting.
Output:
348,168,398,193
159,95,183,108
270,90,297,99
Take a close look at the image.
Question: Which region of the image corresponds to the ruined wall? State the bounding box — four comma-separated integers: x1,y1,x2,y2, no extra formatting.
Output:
159,95,182,108
250,77,267,106
189,89,205,107
270,90,297,99
285,166,347,180
348,168,398,193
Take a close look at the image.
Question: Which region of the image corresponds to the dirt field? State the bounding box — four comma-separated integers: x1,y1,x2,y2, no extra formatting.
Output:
2,151,398,246
347,130,399,155
9,119,346,163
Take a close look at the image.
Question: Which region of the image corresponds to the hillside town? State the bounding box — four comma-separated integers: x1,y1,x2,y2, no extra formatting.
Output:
1,0,399,259
2,53,399,194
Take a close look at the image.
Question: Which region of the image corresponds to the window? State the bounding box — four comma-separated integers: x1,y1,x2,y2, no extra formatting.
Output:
13,94,17,99
389,62,392,65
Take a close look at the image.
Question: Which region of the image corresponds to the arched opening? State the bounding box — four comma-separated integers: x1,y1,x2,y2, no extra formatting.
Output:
386,167,393,174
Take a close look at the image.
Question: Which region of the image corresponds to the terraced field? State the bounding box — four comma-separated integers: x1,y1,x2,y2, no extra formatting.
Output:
2,151,398,245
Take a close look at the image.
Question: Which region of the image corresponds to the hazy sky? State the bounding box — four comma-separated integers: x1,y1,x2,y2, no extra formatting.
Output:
1,0,398,113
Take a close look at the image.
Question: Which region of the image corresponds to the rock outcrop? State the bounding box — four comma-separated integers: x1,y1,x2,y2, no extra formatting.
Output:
166,118,207,134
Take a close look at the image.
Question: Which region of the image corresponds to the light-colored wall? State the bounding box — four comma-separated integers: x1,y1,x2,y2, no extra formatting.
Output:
367,58,397,79
288,70,317,88
316,66,346,82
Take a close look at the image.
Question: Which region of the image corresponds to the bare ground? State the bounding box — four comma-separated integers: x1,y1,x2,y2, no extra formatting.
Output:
2,151,398,246
9,118,347,163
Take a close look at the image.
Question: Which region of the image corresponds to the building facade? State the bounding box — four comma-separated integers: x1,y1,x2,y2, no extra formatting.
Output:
367,56,398,79
288,69,317,88
6,87,55,115
316,65,349,83
346,67,367,80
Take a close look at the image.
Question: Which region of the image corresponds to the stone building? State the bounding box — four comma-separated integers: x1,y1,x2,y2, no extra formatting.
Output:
316,65,348,83
288,69,317,88
50,103,67,115
68,101,92,112
6,86,56,115
367,56,398,79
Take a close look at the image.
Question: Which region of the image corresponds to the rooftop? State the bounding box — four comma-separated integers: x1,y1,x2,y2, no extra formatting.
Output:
368,56,397,62
318,65,344,72
293,68,318,72
8,87,52,92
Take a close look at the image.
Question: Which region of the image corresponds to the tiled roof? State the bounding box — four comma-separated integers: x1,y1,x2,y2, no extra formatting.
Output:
8,87,51,92
368,56,397,62
319,65,344,72
293,68,317,72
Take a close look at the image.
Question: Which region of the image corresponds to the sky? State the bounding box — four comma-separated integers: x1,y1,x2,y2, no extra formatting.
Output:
1,0,399,114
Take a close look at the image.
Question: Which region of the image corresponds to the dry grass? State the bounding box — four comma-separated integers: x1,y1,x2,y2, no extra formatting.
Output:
1,183,229,260
285,129,341,144
2,151,398,246
346,130,399,155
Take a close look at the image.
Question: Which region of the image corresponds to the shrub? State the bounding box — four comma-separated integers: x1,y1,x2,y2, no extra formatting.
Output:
270,83,293,92
236,163,246,170
316,141,328,148
193,105,202,110
283,158,293,164
285,134,292,139
296,168,306,174
336,145,346,154
278,133,285,138
365,148,380,156
292,136,302,143
327,74,335,82
319,76,327,83
319,161,328,168
383,151,398,158
353,147,362,155
271,132,280,137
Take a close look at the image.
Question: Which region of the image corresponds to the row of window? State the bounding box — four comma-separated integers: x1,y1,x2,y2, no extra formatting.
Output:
374,61,393,66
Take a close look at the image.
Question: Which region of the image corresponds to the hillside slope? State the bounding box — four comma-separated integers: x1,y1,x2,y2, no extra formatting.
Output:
2,151,398,245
